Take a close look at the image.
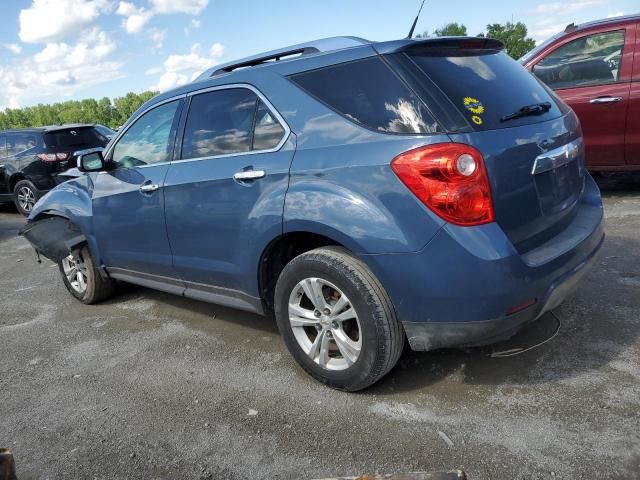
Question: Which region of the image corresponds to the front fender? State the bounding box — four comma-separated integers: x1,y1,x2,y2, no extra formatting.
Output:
23,176,98,262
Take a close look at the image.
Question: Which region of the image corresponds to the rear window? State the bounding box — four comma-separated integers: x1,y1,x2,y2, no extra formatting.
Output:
289,57,441,135
408,49,563,130
44,127,108,149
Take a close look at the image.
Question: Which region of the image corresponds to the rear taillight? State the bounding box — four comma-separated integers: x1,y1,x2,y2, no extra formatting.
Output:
391,143,494,226
37,153,70,162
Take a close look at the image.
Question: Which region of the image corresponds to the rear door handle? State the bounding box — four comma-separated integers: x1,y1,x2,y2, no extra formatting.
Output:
139,183,160,193
590,96,623,104
233,170,266,181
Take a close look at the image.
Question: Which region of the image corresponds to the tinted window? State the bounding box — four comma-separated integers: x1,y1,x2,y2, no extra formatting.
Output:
7,133,38,156
112,100,180,168
44,127,108,149
182,89,256,159
409,50,562,130
0,135,6,158
253,100,285,150
532,30,625,89
290,57,440,134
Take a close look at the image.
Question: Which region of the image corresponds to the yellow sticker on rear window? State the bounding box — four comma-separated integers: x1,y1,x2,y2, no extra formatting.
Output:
464,96,485,115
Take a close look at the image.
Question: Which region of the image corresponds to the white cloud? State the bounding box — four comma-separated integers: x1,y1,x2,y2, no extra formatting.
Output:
19,0,112,43
117,0,208,35
184,18,201,36
2,44,22,55
116,1,152,33
148,28,167,49
606,11,624,18
530,1,607,16
149,42,224,92
529,23,567,43
150,0,208,14
0,28,124,108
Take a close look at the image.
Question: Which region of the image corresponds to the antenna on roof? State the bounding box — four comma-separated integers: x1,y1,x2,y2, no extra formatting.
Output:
406,0,427,39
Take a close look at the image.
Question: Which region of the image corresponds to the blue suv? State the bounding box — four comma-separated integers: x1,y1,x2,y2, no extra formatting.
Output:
21,36,604,391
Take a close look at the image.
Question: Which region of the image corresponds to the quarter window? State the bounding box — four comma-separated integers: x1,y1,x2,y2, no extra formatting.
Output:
289,57,441,134
111,100,181,168
532,30,625,89
7,134,38,156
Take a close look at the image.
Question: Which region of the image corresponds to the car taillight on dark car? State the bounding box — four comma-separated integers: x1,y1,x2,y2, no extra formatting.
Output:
391,143,494,226
37,153,70,162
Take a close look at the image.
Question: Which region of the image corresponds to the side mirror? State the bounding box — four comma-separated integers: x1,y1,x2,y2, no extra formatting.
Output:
76,148,106,172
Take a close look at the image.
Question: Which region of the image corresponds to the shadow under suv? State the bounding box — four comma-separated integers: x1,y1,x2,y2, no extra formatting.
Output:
21,36,604,391
0,125,109,215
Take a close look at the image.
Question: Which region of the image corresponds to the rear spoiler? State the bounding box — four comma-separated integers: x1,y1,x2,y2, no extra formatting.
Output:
374,37,505,56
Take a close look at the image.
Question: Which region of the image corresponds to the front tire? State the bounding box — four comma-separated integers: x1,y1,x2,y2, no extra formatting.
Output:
13,179,39,216
58,245,115,304
274,247,404,391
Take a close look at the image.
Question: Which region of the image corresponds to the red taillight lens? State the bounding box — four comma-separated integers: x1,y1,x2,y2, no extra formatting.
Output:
38,153,70,162
391,143,494,226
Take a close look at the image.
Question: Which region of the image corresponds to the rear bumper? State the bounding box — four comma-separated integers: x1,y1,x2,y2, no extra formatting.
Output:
362,174,605,351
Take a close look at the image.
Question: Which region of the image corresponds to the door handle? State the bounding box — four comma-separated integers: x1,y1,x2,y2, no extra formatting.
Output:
589,96,623,104
233,169,266,181
139,183,160,193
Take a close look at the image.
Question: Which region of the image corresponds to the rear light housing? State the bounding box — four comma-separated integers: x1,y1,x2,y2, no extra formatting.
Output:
391,143,494,226
37,153,70,163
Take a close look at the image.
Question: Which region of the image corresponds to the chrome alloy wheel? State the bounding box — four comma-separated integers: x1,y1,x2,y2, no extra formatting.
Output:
288,277,362,371
17,186,36,212
61,252,88,294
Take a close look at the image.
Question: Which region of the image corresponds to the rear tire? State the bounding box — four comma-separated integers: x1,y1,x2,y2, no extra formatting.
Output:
13,179,39,216
274,246,404,391
58,245,115,304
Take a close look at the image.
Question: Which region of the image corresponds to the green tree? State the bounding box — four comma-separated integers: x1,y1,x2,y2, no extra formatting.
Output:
485,21,536,59
434,22,468,37
417,22,468,38
0,91,158,130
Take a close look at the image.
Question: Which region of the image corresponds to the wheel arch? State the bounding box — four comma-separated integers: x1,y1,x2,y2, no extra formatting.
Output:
258,230,353,312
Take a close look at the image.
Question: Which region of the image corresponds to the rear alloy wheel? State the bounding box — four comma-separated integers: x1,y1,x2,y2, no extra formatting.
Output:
275,247,404,391
13,180,39,216
288,277,362,371
58,245,115,304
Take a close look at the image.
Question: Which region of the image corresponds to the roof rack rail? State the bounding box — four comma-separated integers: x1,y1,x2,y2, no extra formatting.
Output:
196,36,371,80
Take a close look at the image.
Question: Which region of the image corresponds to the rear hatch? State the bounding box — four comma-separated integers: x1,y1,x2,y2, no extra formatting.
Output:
386,39,586,252
43,126,109,171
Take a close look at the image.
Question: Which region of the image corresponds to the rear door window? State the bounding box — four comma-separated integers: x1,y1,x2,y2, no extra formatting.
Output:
44,127,108,149
532,30,625,89
182,89,255,159
181,88,288,160
407,49,563,131
289,57,441,134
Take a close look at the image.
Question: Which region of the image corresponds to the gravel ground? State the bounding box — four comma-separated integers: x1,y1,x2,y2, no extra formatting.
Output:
1,174,639,480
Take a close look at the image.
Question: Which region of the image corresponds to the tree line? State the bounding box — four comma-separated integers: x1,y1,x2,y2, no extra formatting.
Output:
417,21,537,59
0,91,158,130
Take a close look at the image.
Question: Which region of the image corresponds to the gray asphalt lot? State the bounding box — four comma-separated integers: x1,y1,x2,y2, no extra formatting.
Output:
1,174,639,480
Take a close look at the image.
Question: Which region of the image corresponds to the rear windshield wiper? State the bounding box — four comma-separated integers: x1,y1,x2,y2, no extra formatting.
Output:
500,102,552,122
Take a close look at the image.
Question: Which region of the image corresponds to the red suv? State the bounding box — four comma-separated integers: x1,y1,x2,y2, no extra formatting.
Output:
521,14,639,171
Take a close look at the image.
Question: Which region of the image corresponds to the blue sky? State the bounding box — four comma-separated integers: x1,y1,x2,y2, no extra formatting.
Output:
0,0,636,109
